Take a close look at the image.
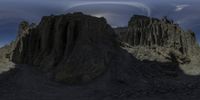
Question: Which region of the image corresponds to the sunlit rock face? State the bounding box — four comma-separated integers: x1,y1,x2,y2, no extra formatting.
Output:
11,12,119,83
119,15,200,67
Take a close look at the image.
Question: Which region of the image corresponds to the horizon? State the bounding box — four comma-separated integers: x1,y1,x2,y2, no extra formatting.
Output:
0,0,200,47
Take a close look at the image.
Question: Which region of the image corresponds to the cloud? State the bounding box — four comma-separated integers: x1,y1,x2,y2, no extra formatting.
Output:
92,12,117,18
67,1,151,16
175,4,190,11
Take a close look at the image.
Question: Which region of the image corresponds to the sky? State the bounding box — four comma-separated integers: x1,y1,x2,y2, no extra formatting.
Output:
0,0,200,47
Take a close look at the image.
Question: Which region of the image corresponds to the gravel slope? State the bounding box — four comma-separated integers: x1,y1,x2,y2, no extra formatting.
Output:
1,47,200,100
1,60,200,100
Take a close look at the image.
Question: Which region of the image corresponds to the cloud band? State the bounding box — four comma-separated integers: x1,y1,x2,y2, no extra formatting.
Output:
67,1,151,16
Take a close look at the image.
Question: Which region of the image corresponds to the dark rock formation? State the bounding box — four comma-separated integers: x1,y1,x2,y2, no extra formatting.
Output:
1,13,200,99
11,12,119,83
120,15,200,64
125,15,199,55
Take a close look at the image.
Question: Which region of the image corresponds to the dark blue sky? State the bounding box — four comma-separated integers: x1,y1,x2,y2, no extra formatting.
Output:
0,0,200,47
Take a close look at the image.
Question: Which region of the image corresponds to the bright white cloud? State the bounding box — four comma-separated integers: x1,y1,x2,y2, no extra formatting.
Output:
175,4,190,11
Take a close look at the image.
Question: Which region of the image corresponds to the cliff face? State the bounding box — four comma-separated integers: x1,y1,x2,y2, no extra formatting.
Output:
120,15,200,64
123,15,199,56
11,13,118,83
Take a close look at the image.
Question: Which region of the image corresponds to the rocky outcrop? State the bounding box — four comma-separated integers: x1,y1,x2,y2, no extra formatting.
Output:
121,15,200,64
0,45,11,60
126,15,199,55
11,12,119,83
0,43,15,74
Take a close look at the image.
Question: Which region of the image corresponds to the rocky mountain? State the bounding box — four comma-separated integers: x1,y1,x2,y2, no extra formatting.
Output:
118,15,200,67
1,13,200,99
126,15,199,54
7,13,200,82
10,12,119,83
